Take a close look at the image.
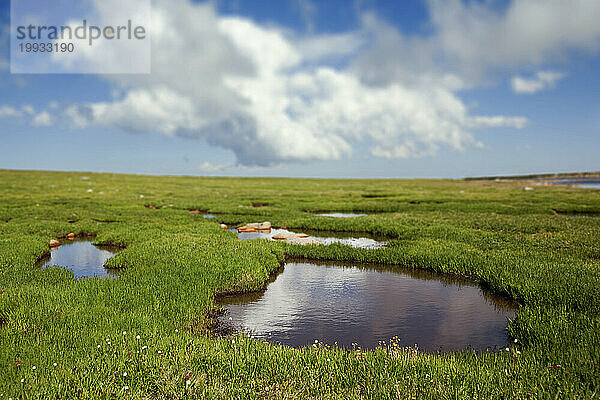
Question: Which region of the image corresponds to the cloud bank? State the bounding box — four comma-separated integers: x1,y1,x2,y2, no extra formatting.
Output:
23,0,600,166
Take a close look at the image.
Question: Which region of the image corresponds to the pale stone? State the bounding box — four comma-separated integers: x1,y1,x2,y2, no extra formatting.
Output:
238,221,272,231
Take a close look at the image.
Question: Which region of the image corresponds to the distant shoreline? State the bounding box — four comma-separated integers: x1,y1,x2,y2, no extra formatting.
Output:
1,168,598,181
464,171,600,181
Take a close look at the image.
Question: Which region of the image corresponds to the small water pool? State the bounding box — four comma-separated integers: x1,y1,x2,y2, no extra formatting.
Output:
578,183,600,189
230,228,386,249
316,213,368,218
217,261,517,352
36,240,119,279
551,178,600,189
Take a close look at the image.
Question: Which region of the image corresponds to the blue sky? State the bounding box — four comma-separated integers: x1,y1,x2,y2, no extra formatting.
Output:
0,0,599,178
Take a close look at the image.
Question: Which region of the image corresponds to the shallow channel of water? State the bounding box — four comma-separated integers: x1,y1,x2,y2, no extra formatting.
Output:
217,261,518,352
36,240,119,279
230,228,386,249
316,213,368,218
579,184,600,189
551,178,600,189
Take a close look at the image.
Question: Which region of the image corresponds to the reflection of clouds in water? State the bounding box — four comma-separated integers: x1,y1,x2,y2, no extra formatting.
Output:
221,262,517,351
429,285,514,352
235,264,355,334
315,237,383,249
234,228,386,249
551,179,600,190
316,213,368,218
40,241,117,279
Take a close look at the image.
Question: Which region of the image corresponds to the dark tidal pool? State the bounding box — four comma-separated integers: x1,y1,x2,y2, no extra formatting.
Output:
217,261,518,352
36,240,119,279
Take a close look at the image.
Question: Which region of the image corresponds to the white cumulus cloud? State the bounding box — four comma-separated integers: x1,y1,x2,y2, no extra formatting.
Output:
198,162,233,172
56,0,532,167
470,116,528,129
32,111,54,127
425,0,600,79
0,106,22,118
511,71,565,94
350,1,600,89
22,105,35,115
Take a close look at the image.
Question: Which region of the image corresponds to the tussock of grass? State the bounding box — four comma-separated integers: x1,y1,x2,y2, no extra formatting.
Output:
0,169,599,398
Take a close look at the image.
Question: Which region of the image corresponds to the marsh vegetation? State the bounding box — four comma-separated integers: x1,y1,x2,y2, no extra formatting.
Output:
0,170,599,398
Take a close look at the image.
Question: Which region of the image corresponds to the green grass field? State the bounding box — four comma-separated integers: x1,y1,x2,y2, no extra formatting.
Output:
1,169,599,399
